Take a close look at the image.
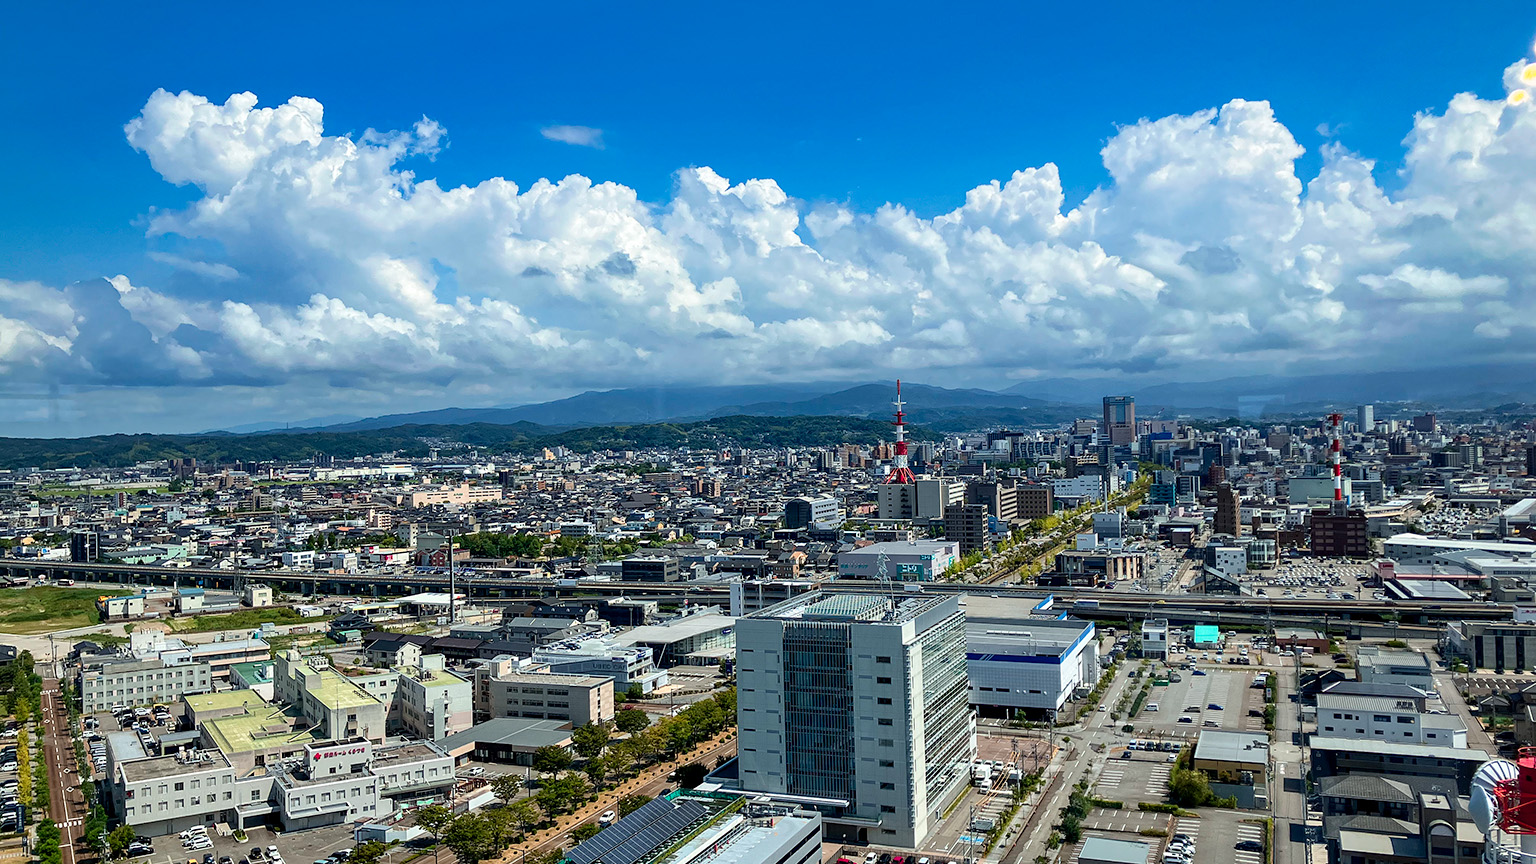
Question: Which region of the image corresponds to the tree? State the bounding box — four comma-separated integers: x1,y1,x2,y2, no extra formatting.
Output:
673,762,708,789
167,478,185,493
624,683,645,701
618,794,652,817
443,814,502,864
534,774,590,820
490,773,524,802
415,804,454,864
615,708,650,734
532,745,572,775
571,823,603,843
108,825,137,858
572,722,611,759
1060,814,1082,844
1167,767,1214,807
348,841,388,864
505,799,540,836
583,756,610,788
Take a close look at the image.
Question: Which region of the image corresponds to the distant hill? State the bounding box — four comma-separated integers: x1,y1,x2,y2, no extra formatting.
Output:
0,415,940,471
296,382,852,433
272,381,1086,435
1004,363,1536,414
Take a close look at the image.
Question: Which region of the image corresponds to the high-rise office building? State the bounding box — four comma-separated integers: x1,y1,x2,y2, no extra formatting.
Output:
734,592,974,849
1357,404,1375,433
1102,396,1136,445
1412,413,1437,433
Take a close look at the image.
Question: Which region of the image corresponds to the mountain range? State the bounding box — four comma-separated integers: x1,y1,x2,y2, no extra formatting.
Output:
205,362,1536,437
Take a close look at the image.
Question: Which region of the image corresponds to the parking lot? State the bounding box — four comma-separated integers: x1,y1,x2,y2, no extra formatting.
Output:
1167,810,1267,864
1095,749,1175,805
1249,559,1373,600
129,822,364,864
1133,668,1263,735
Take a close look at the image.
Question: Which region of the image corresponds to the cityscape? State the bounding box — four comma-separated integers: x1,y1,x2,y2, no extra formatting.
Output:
4,7,1536,864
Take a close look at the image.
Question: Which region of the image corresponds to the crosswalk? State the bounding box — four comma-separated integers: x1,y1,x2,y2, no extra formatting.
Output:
1144,764,1171,796
57,819,81,828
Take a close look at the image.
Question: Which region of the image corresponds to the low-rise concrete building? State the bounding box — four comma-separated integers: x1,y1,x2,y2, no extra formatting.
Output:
485,671,614,726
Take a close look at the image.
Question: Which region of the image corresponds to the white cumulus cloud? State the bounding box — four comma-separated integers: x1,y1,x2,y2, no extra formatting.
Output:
5,46,1536,427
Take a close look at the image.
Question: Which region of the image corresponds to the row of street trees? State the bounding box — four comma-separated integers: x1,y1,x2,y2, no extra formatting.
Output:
410,688,737,864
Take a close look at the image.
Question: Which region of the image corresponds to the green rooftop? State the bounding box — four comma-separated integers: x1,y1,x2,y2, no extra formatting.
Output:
228,661,273,685
204,706,326,754
404,666,467,689
307,667,383,710
184,689,268,714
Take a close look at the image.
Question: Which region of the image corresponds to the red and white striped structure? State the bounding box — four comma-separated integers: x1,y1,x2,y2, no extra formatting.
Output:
884,380,917,484
1327,412,1344,502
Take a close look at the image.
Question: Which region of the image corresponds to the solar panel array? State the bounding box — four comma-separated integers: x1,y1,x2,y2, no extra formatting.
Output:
565,797,710,864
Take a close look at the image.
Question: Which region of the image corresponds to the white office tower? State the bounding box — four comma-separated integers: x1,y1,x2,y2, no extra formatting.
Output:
734,592,975,849
1357,404,1375,433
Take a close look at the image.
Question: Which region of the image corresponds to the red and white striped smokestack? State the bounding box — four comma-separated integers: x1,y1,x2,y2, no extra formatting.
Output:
1327,412,1344,502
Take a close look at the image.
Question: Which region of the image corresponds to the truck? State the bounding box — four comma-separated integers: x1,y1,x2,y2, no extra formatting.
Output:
971,762,992,786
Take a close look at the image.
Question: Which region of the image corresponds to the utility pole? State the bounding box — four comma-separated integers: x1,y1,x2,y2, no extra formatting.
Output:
447,530,457,626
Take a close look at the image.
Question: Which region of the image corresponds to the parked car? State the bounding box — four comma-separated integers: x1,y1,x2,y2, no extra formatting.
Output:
1236,840,1264,852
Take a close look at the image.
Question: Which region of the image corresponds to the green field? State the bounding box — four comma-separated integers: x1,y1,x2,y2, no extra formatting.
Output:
33,485,168,499
0,586,129,634
169,607,324,633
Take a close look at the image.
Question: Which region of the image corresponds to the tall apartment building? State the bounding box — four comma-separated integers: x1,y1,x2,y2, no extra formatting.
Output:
395,656,473,741
1412,413,1437,433
783,496,842,530
1015,484,1054,521
964,481,1017,522
1214,484,1241,537
733,592,975,848
943,504,990,556
1102,396,1136,445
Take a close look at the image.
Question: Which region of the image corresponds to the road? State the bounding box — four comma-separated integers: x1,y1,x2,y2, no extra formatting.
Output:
41,679,88,864
1000,662,1141,864
1434,671,1497,754
1270,658,1304,864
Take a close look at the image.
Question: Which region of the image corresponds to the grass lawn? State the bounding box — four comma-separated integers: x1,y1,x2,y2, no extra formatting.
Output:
168,607,325,633
0,586,129,634
33,485,169,498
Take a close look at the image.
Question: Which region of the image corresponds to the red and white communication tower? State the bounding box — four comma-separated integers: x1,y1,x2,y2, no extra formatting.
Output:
885,380,916,485
1471,750,1536,859
1327,412,1345,504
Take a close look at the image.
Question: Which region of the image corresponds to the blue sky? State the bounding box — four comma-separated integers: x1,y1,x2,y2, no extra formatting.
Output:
2,2,1536,435
4,2,1525,284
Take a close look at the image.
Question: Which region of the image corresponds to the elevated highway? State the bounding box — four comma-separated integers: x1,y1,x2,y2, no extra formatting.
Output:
0,558,1507,629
